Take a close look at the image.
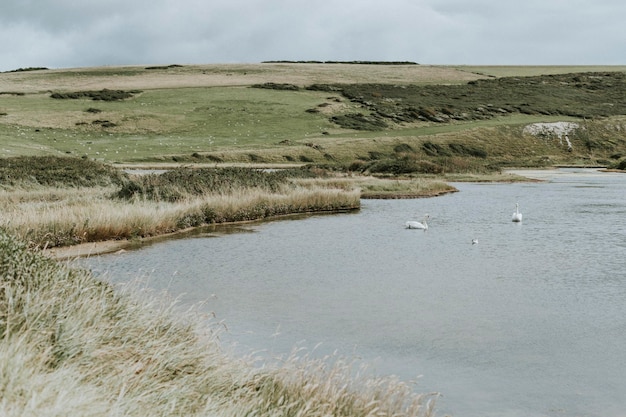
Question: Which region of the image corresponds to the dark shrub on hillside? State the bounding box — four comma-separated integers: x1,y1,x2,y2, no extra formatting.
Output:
50,89,141,101
393,143,415,153
145,64,183,70
0,156,127,187
330,113,388,130
414,160,445,174
251,82,300,91
361,159,415,174
368,151,386,160
448,143,488,158
92,120,117,128
422,142,450,157
309,72,626,129
355,157,445,175
117,167,319,202
6,67,48,73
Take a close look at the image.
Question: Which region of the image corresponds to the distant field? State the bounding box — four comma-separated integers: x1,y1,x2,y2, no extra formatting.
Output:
0,63,485,92
1,63,626,169
448,65,626,78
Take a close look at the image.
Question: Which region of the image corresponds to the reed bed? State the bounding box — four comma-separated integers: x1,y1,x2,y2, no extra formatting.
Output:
0,184,359,248
293,175,457,198
0,158,362,248
0,230,438,416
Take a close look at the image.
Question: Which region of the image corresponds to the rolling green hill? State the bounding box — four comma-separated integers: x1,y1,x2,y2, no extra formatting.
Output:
2,63,626,172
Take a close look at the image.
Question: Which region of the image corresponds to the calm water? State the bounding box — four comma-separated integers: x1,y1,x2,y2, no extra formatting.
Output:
82,168,626,417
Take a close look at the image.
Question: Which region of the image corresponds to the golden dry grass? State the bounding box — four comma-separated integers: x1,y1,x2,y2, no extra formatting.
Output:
0,183,360,251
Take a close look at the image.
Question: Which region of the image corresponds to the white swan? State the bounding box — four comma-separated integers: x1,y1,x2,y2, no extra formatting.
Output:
512,203,522,222
406,214,429,230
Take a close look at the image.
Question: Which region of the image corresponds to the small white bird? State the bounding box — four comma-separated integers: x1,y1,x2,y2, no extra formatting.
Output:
406,214,429,230
512,203,523,222
472,238,478,245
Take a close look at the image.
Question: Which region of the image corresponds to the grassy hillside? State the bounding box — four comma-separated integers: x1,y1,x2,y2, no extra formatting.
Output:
2,63,626,172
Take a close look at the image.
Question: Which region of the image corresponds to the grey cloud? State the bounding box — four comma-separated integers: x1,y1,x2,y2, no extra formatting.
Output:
1,0,625,71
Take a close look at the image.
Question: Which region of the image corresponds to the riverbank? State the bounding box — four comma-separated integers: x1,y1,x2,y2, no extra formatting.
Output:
2,156,466,258
40,168,544,260
1,229,438,417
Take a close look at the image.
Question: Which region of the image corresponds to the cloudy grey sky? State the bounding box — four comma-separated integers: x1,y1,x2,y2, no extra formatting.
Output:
1,0,624,72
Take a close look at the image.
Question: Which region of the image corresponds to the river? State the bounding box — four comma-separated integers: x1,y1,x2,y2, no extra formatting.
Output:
81,168,626,417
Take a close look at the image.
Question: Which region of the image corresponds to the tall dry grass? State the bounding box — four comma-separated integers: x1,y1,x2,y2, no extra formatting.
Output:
0,184,360,248
0,230,439,416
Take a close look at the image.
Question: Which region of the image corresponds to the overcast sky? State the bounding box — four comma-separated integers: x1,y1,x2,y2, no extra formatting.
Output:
1,0,624,72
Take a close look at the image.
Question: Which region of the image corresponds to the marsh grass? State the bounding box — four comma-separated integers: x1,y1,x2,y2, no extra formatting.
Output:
1,184,360,248
0,230,438,416
0,158,360,248
294,175,457,199
0,156,127,188
116,167,318,202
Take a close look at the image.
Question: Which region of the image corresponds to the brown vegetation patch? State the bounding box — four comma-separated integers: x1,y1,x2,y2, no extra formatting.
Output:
309,72,626,130
50,89,141,101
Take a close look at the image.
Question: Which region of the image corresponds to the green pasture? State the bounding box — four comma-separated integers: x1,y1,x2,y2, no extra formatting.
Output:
2,64,626,169
0,86,348,162
0,83,597,166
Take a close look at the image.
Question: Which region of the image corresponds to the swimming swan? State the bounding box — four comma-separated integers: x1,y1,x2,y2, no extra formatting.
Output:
406,214,429,230
512,203,523,222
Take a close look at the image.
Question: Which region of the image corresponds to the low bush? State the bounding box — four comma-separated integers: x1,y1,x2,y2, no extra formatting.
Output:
0,156,128,188
615,158,626,170
448,143,488,158
358,158,424,175
330,113,388,130
422,142,450,157
251,82,300,91
117,167,319,202
393,143,415,153
50,89,141,101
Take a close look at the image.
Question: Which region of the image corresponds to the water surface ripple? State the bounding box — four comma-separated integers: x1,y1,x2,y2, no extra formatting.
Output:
83,168,626,417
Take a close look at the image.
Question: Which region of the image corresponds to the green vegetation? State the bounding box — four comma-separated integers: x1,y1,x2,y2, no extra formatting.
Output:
0,155,452,249
1,66,49,73
0,230,437,416
117,166,317,202
1,63,626,416
263,60,419,65
312,72,626,126
0,156,364,249
2,64,625,172
0,155,126,188
50,89,141,101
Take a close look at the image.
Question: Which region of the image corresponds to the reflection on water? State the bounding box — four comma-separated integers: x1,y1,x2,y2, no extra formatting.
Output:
82,169,626,417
